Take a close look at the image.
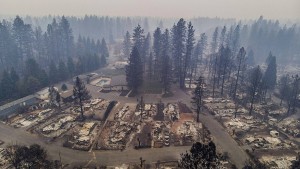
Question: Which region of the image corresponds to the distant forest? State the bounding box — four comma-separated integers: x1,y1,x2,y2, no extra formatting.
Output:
1,15,298,63
0,16,109,103
0,15,299,104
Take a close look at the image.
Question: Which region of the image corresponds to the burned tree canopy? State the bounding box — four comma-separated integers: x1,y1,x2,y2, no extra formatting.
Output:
179,141,219,169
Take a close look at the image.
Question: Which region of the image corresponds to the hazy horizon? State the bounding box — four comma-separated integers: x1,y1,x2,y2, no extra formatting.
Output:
0,0,299,21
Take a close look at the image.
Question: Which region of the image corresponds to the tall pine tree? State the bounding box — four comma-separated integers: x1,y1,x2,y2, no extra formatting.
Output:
73,76,90,120
171,18,186,89
126,46,143,94
123,31,131,58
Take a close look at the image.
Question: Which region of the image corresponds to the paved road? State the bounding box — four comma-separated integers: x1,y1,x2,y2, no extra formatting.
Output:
198,113,249,168
0,84,248,168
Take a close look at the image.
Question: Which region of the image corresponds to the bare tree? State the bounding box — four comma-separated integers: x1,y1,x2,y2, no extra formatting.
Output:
212,53,218,99
288,75,300,114
248,66,262,115
220,47,231,96
48,86,57,106
278,74,290,106
192,76,205,122
233,47,246,99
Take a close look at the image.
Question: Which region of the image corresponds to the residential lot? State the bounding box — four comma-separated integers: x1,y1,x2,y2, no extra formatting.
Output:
203,96,300,168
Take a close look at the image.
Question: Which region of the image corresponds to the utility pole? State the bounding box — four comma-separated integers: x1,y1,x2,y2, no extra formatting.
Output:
137,138,141,148
156,160,160,169
140,157,145,168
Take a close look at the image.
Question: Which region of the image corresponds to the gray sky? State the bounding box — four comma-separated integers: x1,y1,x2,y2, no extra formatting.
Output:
0,0,299,20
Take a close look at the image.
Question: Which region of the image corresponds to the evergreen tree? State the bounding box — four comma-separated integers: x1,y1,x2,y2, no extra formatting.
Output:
101,38,109,57
0,70,13,100
34,26,47,65
147,52,153,80
261,53,277,97
246,49,255,66
231,25,240,55
10,68,20,98
58,60,68,80
24,58,40,79
225,26,234,48
61,83,68,91
46,19,59,61
38,69,49,87
153,27,162,58
219,26,227,47
67,57,75,77
126,46,143,94
132,24,145,55
210,27,219,54
198,33,208,64
24,76,41,94
171,18,186,89
190,33,207,86
96,39,101,54
143,33,151,61
12,16,34,63
92,54,101,69
161,29,172,94
49,60,59,84
109,30,115,44
132,25,145,68
143,18,149,33
76,35,85,57
73,76,90,120
24,58,48,87
59,16,74,60
153,27,162,79
183,22,195,88
123,31,131,58
100,54,107,67
75,57,84,74
0,22,18,69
